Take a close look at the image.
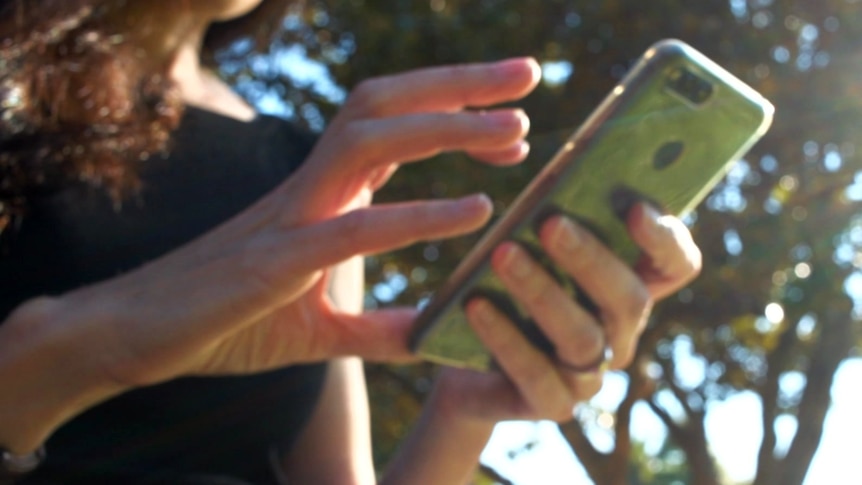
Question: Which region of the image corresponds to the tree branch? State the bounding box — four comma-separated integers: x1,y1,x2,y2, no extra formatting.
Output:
558,419,609,482
647,398,687,446
658,356,697,418
772,310,853,485
478,463,515,485
754,322,801,483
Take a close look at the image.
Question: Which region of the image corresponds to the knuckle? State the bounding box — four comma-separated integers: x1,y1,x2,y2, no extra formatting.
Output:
605,326,636,369
564,234,599,273
347,78,384,115
552,405,575,424
561,326,605,365
10,295,63,325
498,249,552,303
511,400,536,420
402,203,442,243
338,121,372,150
522,275,555,307
441,65,474,102
574,377,603,401
511,357,547,386
686,247,704,277
508,358,554,395
620,283,653,323
337,122,382,163
552,400,576,423
615,345,637,369
447,64,472,79
414,200,441,223
339,209,369,240
481,322,519,357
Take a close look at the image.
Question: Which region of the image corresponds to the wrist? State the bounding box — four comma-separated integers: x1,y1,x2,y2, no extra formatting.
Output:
381,372,495,485
0,296,127,453
425,371,496,435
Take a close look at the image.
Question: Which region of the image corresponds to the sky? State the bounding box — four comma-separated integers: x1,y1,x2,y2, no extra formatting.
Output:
480,358,862,485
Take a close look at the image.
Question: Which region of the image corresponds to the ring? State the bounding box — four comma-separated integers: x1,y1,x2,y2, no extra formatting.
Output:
557,346,614,374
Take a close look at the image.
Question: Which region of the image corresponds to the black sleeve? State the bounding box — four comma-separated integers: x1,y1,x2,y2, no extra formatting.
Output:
0,109,317,320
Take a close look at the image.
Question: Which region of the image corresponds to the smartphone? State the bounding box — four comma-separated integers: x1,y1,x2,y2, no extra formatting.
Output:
408,39,774,371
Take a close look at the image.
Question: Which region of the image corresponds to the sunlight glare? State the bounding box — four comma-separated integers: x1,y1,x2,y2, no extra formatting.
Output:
765,303,785,324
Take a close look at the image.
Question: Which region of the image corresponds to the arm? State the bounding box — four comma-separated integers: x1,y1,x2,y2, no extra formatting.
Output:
380,389,495,485
282,358,375,485
281,257,376,485
0,56,539,467
0,297,125,455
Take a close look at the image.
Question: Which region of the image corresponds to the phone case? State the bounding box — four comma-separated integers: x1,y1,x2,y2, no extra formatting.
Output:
409,39,774,371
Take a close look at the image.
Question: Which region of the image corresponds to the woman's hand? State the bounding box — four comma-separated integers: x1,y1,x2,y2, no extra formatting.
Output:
430,203,702,424
43,58,542,390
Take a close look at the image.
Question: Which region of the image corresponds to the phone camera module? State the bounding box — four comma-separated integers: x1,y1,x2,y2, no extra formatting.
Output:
667,67,714,105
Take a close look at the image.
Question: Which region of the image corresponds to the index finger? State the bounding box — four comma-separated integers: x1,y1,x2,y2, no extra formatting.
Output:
341,57,542,120
627,203,702,299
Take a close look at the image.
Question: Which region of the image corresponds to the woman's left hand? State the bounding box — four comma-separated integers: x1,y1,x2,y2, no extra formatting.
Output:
430,203,701,424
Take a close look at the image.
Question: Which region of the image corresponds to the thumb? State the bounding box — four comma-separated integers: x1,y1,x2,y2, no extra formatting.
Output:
324,307,422,363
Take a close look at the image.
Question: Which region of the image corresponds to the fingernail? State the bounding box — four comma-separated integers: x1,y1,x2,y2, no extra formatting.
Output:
642,203,667,238
459,193,492,211
502,244,532,279
516,140,531,158
643,203,662,223
484,109,527,129
551,217,582,253
494,57,537,76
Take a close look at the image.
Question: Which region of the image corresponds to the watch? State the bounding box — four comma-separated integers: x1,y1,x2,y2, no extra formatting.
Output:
0,446,45,483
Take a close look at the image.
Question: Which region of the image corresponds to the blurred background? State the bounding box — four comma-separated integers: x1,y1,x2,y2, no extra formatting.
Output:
215,1,862,483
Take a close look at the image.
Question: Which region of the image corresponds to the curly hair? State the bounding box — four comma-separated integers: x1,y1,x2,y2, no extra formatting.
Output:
0,0,297,232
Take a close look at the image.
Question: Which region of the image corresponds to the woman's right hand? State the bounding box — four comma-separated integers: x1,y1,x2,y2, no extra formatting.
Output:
30,57,541,391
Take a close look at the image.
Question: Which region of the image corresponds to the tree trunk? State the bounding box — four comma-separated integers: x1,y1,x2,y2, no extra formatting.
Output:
759,311,853,485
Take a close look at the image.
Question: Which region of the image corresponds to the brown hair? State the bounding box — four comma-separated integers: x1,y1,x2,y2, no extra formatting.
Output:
0,0,297,232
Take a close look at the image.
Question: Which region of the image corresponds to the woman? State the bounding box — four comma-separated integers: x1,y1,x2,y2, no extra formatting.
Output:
0,0,702,483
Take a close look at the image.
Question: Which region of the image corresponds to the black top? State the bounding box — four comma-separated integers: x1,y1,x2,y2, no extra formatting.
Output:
0,108,327,484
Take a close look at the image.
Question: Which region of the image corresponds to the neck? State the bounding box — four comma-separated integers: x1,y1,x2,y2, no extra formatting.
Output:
170,42,257,121
104,2,255,120
168,38,209,100
117,5,208,84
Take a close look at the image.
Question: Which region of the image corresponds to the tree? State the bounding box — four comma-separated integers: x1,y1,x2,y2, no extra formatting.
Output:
219,1,862,483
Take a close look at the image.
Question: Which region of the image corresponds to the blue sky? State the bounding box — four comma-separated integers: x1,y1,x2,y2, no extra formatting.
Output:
480,358,862,484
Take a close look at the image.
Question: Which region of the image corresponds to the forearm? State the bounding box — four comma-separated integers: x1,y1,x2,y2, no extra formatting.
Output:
0,297,124,453
381,386,495,485
282,358,376,485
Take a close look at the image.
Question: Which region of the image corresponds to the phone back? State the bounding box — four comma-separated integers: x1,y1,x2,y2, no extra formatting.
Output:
410,39,774,371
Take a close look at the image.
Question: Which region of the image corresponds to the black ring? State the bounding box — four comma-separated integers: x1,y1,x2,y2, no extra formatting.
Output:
557,346,614,374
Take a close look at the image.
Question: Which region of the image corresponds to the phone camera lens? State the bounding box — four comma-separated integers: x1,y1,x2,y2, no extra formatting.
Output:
667,67,714,105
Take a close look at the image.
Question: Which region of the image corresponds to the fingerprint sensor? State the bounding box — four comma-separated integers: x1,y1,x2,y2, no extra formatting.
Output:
654,141,685,170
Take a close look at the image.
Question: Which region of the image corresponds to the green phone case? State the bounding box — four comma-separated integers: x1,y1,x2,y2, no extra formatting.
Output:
409,39,774,371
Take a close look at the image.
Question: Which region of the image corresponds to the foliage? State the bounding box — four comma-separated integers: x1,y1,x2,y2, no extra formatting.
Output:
219,1,862,483
627,439,689,485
